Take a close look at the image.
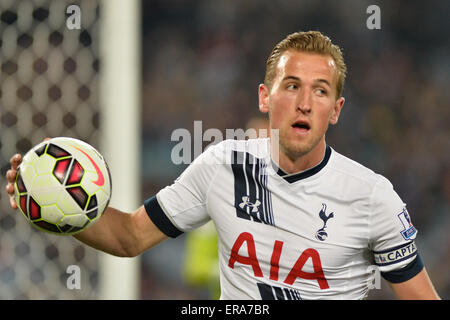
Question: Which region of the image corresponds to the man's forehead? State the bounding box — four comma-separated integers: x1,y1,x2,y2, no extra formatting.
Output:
276,50,337,79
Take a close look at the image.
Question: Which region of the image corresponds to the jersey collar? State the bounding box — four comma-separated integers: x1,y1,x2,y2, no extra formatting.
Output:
272,145,332,183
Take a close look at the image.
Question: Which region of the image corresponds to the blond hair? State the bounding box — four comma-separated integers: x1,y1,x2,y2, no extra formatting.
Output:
264,31,347,98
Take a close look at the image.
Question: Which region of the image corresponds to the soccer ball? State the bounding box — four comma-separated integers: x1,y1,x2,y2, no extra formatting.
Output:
14,137,112,235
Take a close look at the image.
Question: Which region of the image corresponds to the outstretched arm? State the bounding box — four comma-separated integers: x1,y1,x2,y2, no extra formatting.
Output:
74,204,168,257
388,268,440,300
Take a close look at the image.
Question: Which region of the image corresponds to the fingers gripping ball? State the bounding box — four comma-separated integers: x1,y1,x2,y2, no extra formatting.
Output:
14,137,112,235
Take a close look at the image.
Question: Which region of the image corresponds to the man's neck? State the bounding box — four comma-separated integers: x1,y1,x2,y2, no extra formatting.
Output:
271,139,327,174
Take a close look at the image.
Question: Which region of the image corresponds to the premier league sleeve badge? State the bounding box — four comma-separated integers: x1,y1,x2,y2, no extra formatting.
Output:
397,208,417,241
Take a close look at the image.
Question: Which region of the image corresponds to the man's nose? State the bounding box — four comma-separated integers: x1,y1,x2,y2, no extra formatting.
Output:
296,88,312,113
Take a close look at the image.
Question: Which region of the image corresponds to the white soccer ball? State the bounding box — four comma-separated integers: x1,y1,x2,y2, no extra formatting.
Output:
14,137,112,235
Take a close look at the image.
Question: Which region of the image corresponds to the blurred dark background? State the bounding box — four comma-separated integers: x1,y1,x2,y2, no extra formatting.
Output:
139,0,450,299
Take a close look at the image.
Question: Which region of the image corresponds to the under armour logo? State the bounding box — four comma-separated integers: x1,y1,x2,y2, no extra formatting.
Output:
315,203,335,241
239,196,261,213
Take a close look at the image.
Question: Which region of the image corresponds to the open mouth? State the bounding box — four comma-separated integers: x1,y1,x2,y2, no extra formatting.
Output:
291,120,310,132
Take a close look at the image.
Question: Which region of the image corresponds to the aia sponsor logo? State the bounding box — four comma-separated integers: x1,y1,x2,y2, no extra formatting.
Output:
228,232,329,290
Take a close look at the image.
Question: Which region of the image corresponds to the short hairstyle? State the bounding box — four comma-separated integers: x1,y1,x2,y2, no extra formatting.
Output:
264,31,347,98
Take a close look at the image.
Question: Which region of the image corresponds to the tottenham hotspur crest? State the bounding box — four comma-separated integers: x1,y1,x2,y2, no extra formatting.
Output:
315,203,335,241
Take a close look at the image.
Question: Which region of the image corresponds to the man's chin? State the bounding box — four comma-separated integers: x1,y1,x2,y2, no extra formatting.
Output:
280,142,314,160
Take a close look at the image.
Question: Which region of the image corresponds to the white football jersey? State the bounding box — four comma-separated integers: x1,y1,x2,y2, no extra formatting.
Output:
144,138,423,300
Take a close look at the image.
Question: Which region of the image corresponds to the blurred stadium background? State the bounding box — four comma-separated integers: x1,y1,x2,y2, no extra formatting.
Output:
0,0,449,299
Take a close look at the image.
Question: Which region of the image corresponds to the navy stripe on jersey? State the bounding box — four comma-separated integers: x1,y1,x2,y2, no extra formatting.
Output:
257,282,302,300
260,159,275,225
231,151,275,226
273,145,332,183
232,151,254,221
144,196,183,238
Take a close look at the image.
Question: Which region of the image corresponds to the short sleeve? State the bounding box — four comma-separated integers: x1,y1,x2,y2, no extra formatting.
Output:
144,144,221,238
369,176,423,282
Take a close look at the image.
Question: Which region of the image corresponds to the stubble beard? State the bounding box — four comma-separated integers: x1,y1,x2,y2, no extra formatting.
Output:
279,126,325,162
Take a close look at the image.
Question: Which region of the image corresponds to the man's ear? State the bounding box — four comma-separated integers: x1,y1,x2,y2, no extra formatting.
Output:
329,97,345,125
258,84,270,113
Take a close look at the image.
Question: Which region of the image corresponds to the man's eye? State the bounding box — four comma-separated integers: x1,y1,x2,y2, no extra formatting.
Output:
316,88,327,95
287,84,298,90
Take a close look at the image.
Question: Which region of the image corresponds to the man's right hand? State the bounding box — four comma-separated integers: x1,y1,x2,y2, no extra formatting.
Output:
4,148,168,258
5,153,22,210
